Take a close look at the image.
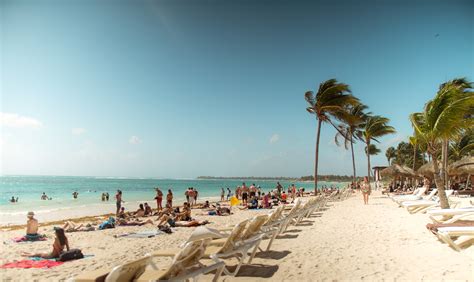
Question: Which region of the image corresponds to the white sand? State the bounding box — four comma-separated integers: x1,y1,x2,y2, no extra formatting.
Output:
1,191,473,281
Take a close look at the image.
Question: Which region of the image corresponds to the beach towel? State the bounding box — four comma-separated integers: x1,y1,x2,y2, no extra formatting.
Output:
0,260,64,269
12,235,47,243
114,230,163,238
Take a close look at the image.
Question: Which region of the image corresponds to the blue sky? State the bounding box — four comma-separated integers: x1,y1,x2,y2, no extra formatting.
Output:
1,0,473,178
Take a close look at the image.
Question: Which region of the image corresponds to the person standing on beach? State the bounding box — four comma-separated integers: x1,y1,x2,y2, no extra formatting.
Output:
226,187,232,200
241,182,249,205
115,190,123,216
194,188,198,205
185,188,190,204
166,189,173,208
155,188,163,210
220,188,225,201
361,177,371,205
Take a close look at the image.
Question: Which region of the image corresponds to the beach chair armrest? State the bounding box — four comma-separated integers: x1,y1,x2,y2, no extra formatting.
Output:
151,248,181,257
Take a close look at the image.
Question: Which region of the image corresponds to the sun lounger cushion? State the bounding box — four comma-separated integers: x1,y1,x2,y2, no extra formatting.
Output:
427,208,474,215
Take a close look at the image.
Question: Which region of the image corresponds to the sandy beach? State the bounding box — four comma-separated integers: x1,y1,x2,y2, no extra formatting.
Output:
1,191,472,281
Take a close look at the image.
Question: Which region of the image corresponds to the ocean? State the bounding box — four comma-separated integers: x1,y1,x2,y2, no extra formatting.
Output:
0,175,347,225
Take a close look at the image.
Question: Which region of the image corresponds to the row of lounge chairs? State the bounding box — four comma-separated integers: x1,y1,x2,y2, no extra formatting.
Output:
70,190,345,281
388,187,474,251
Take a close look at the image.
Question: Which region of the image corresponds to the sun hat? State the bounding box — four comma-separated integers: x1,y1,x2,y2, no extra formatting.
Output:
27,211,35,217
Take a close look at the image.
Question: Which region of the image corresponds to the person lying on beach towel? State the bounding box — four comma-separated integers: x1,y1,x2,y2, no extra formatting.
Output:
62,221,96,232
116,218,154,226
426,220,474,234
156,213,209,228
201,204,231,216
98,217,116,230
21,227,70,259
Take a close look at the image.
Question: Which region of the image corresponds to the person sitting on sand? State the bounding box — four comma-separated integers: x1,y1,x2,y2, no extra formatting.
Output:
117,207,127,219
22,227,69,259
117,217,154,226
280,191,288,203
263,192,271,209
177,202,192,221
144,203,152,216
62,221,95,232
135,203,146,217
25,211,42,240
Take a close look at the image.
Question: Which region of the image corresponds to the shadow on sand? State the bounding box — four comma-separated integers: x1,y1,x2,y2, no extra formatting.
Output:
254,250,291,260
225,264,279,278
276,234,298,239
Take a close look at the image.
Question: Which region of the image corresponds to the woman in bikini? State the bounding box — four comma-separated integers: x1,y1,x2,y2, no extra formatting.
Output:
361,176,371,205
22,228,70,259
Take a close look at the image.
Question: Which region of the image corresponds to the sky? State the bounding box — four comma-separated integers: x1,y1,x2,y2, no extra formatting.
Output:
1,0,473,178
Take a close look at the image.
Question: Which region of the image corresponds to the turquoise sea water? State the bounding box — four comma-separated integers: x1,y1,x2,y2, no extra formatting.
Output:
0,176,346,223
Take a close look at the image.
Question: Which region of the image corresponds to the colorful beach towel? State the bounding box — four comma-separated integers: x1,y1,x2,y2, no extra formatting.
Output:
0,260,64,269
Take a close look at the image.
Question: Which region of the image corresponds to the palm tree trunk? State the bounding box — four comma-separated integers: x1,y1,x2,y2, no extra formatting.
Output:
431,152,450,209
314,119,322,194
366,140,371,186
350,132,356,185
444,140,449,188
412,145,416,171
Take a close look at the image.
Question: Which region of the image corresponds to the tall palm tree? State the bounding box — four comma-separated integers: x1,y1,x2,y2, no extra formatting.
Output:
410,78,474,209
409,136,418,171
334,104,369,184
360,115,396,185
305,79,359,194
385,147,396,165
449,128,474,161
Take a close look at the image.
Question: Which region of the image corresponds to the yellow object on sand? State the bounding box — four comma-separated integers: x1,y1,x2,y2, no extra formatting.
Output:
230,196,241,207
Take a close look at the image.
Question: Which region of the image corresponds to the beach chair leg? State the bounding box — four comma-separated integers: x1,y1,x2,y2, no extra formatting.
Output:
212,263,225,282
436,232,462,251
247,239,262,264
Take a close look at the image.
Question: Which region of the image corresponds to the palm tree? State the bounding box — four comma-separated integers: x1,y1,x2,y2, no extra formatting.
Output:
410,78,474,209
365,144,381,166
360,115,396,185
449,128,474,161
305,79,359,194
409,136,418,171
385,147,396,165
334,104,369,185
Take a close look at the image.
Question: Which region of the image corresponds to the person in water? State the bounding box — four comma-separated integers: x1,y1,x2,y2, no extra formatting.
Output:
41,192,48,200
72,191,79,199
10,196,18,203
22,227,70,259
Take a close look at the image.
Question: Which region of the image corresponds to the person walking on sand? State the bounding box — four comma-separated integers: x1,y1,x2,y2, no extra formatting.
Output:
166,189,173,208
361,177,371,205
115,190,124,216
155,187,163,210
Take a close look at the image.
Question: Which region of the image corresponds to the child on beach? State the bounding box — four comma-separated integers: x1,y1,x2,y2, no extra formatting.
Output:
22,227,70,259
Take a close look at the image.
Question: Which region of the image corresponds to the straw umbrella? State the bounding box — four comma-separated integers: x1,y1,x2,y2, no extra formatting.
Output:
450,156,474,188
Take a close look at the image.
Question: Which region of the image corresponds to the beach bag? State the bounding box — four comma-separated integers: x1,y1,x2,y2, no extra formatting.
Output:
58,249,84,262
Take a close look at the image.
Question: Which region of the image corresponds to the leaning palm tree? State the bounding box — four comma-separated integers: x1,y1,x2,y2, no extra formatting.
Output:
385,147,396,165
410,78,474,209
409,136,418,171
334,103,369,185
305,79,359,193
360,115,396,185
365,144,381,175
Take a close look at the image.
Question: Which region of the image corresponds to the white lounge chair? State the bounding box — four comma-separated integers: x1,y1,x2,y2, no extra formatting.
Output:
391,187,427,204
401,190,454,214
435,226,474,251
427,207,474,224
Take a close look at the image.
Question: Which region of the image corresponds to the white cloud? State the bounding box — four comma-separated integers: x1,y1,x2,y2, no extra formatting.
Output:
0,112,43,129
71,128,86,135
129,135,142,145
269,134,280,144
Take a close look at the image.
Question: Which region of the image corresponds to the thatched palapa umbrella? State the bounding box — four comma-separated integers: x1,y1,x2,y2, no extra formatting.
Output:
449,156,474,175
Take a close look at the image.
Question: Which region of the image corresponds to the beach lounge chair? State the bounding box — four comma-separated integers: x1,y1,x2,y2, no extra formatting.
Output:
152,219,263,277
401,190,454,214
396,189,437,207
71,239,225,282
427,207,474,224
391,187,428,204
435,226,474,251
